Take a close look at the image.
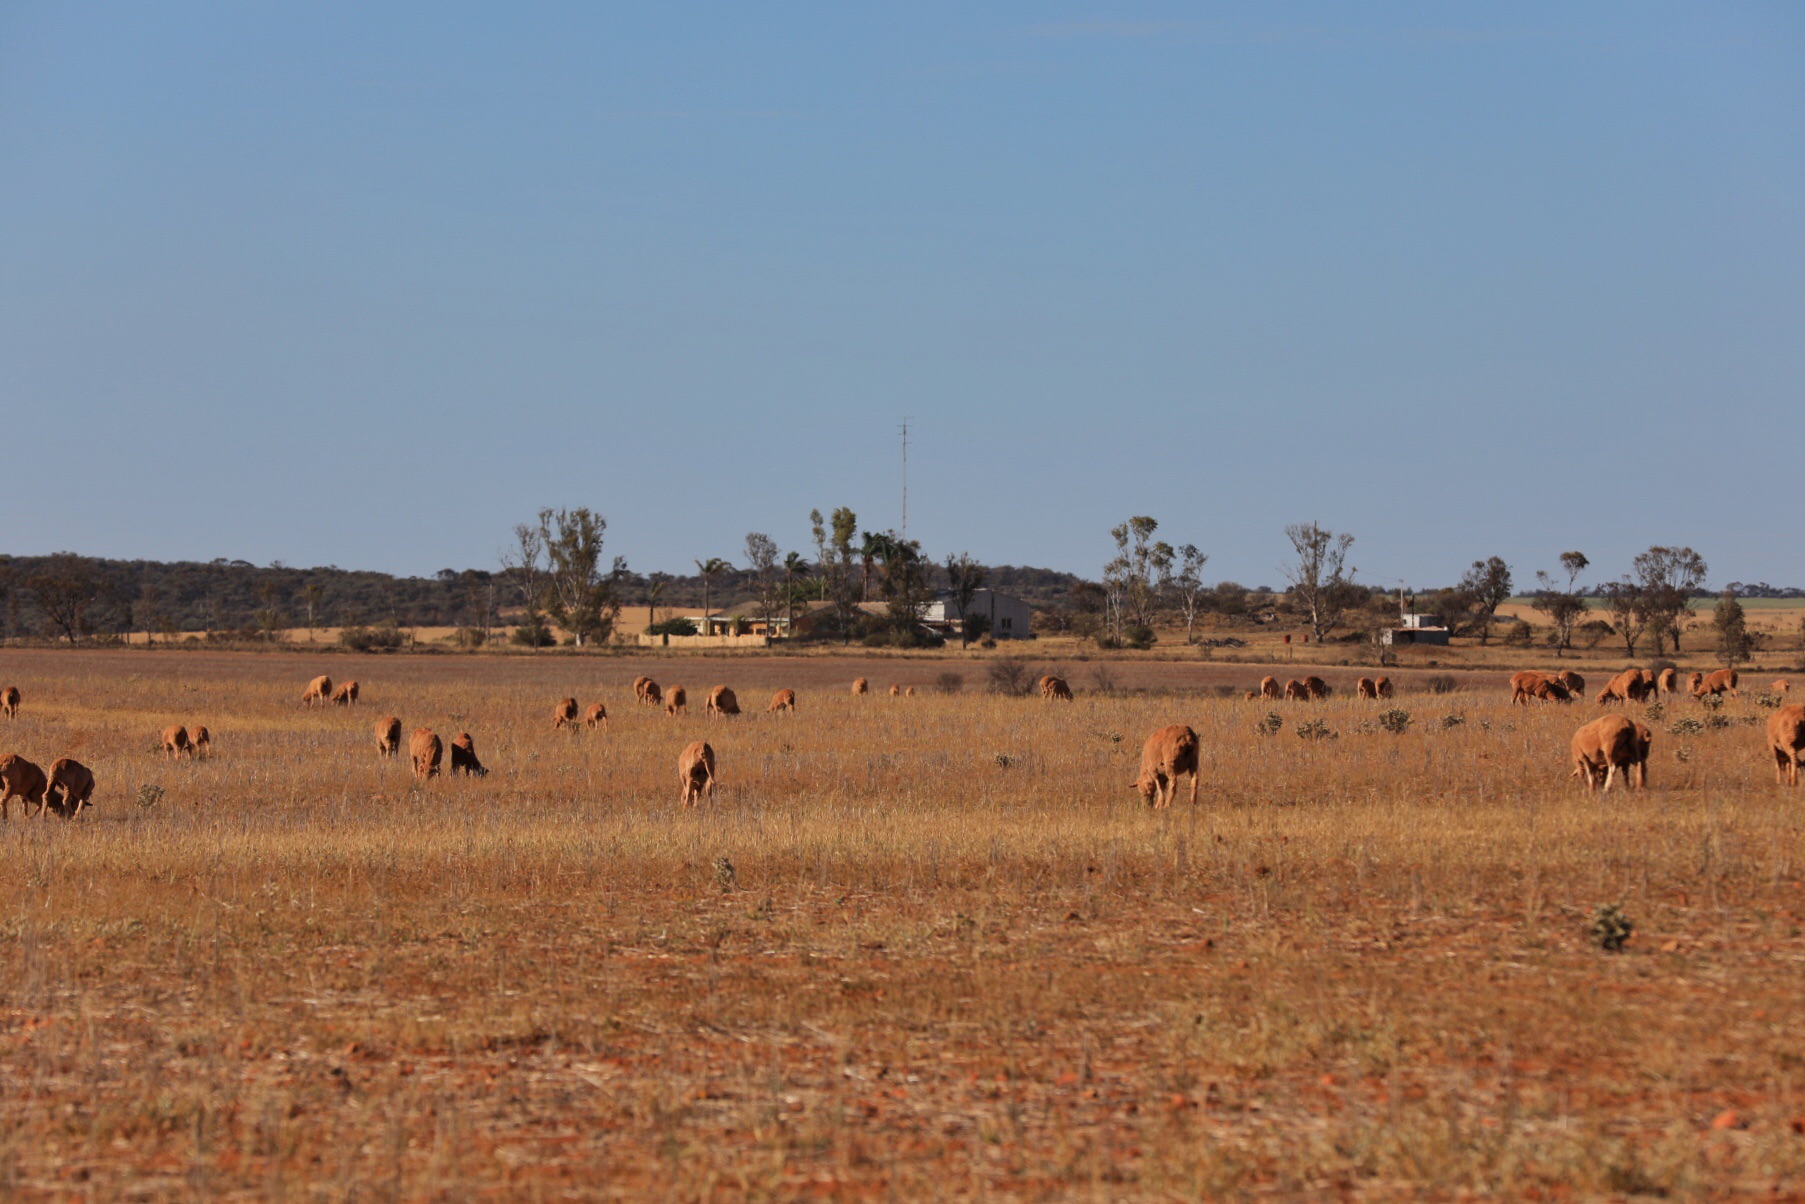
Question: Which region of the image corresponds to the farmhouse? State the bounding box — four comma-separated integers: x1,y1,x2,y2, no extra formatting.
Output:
1381,612,1451,646
924,589,1032,640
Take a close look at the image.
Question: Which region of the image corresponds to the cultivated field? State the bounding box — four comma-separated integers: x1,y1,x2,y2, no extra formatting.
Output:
2,649,1803,1198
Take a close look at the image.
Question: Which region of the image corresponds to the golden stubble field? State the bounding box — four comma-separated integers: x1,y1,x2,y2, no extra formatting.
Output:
1,648,1803,1199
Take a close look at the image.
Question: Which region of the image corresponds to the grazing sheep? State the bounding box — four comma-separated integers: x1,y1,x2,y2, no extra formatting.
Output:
332,680,360,706
1768,705,1805,786
665,686,687,717
1596,669,1651,705
636,678,663,707
1655,667,1678,696
376,716,403,757
409,729,443,781
302,675,333,706
449,732,487,777
852,678,869,696
0,686,19,718
767,689,796,715
1259,676,1281,700
552,697,579,729
706,686,740,717
189,725,212,758
584,702,608,729
161,725,191,761
1041,676,1074,701
678,740,716,807
0,753,48,820
1555,670,1585,697
1692,669,1739,699
1283,680,1307,701
44,757,94,817
1303,676,1330,700
1356,677,1378,700
1132,725,1200,809
1375,676,1394,699
1571,714,1652,794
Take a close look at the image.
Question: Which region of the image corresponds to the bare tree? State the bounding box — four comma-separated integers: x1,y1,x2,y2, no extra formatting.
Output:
1170,543,1210,644
743,533,780,631
500,521,548,639
1532,551,1588,657
1633,546,1707,656
1458,557,1513,645
1103,517,1173,641
1281,522,1357,644
538,508,625,647
299,583,325,642
944,553,986,648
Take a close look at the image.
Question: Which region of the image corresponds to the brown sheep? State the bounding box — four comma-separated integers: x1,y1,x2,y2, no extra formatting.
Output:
44,757,94,818
1036,675,1057,695
767,688,797,715
678,740,716,807
161,725,191,761
1375,676,1394,699
376,715,403,757
1773,679,1792,695
1692,668,1739,699
1259,676,1281,700
1132,725,1201,809
1686,671,1704,695
632,675,651,701
1768,705,1805,786
0,753,48,820
1303,676,1330,700
409,728,442,781
1243,690,1259,701
707,686,740,716
302,675,333,706
1595,669,1651,705
1555,670,1586,696
1571,714,1652,794
332,680,360,706
889,684,901,697
189,725,212,758
0,686,18,718
905,686,917,697
852,677,869,696
1356,677,1378,700
1042,676,1074,701
448,732,487,777
637,678,663,707
552,697,579,729
1510,671,1571,705
665,685,687,717
1655,667,1678,696
584,702,608,729
1283,679,1307,701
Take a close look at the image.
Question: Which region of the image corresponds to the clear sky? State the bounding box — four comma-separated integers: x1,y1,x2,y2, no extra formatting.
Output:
2,4,1800,591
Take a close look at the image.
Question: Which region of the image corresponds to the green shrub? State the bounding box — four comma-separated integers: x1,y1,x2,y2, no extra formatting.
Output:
647,617,698,637
509,624,555,648
340,624,404,653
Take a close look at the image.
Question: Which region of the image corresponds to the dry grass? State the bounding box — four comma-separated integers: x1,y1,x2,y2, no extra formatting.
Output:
1,649,1803,1197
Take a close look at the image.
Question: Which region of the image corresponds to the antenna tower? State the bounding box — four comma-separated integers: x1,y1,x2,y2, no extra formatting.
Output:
899,417,911,536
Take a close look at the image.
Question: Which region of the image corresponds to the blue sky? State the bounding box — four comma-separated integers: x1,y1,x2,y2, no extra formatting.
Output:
2,4,1800,591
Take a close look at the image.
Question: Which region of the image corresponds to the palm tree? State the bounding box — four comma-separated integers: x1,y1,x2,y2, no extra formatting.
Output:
782,552,808,638
646,580,665,633
695,558,732,634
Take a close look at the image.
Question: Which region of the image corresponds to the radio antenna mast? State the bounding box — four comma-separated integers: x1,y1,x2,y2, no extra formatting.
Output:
899,417,911,536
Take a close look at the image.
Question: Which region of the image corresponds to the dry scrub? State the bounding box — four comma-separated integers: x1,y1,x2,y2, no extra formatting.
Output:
1,650,1803,1197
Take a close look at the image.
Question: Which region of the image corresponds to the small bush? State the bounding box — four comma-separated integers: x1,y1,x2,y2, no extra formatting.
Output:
647,617,698,637
1376,708,1412,735
453,627,487,649
341,624,405,653
1439,712,1466,730
136,783,165,809
986,660,1041,697
1121,624,1156,651
1295,719,1337,741
1698,693,1724,711
1256,712,1284,737
509,625,556,648
935,672,965,696
1589,904,1633,953
1668,717,1704,736
1754,692,1783,709
1503,620,1533,647
1644,700,1665,722
1425,675,1457,695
